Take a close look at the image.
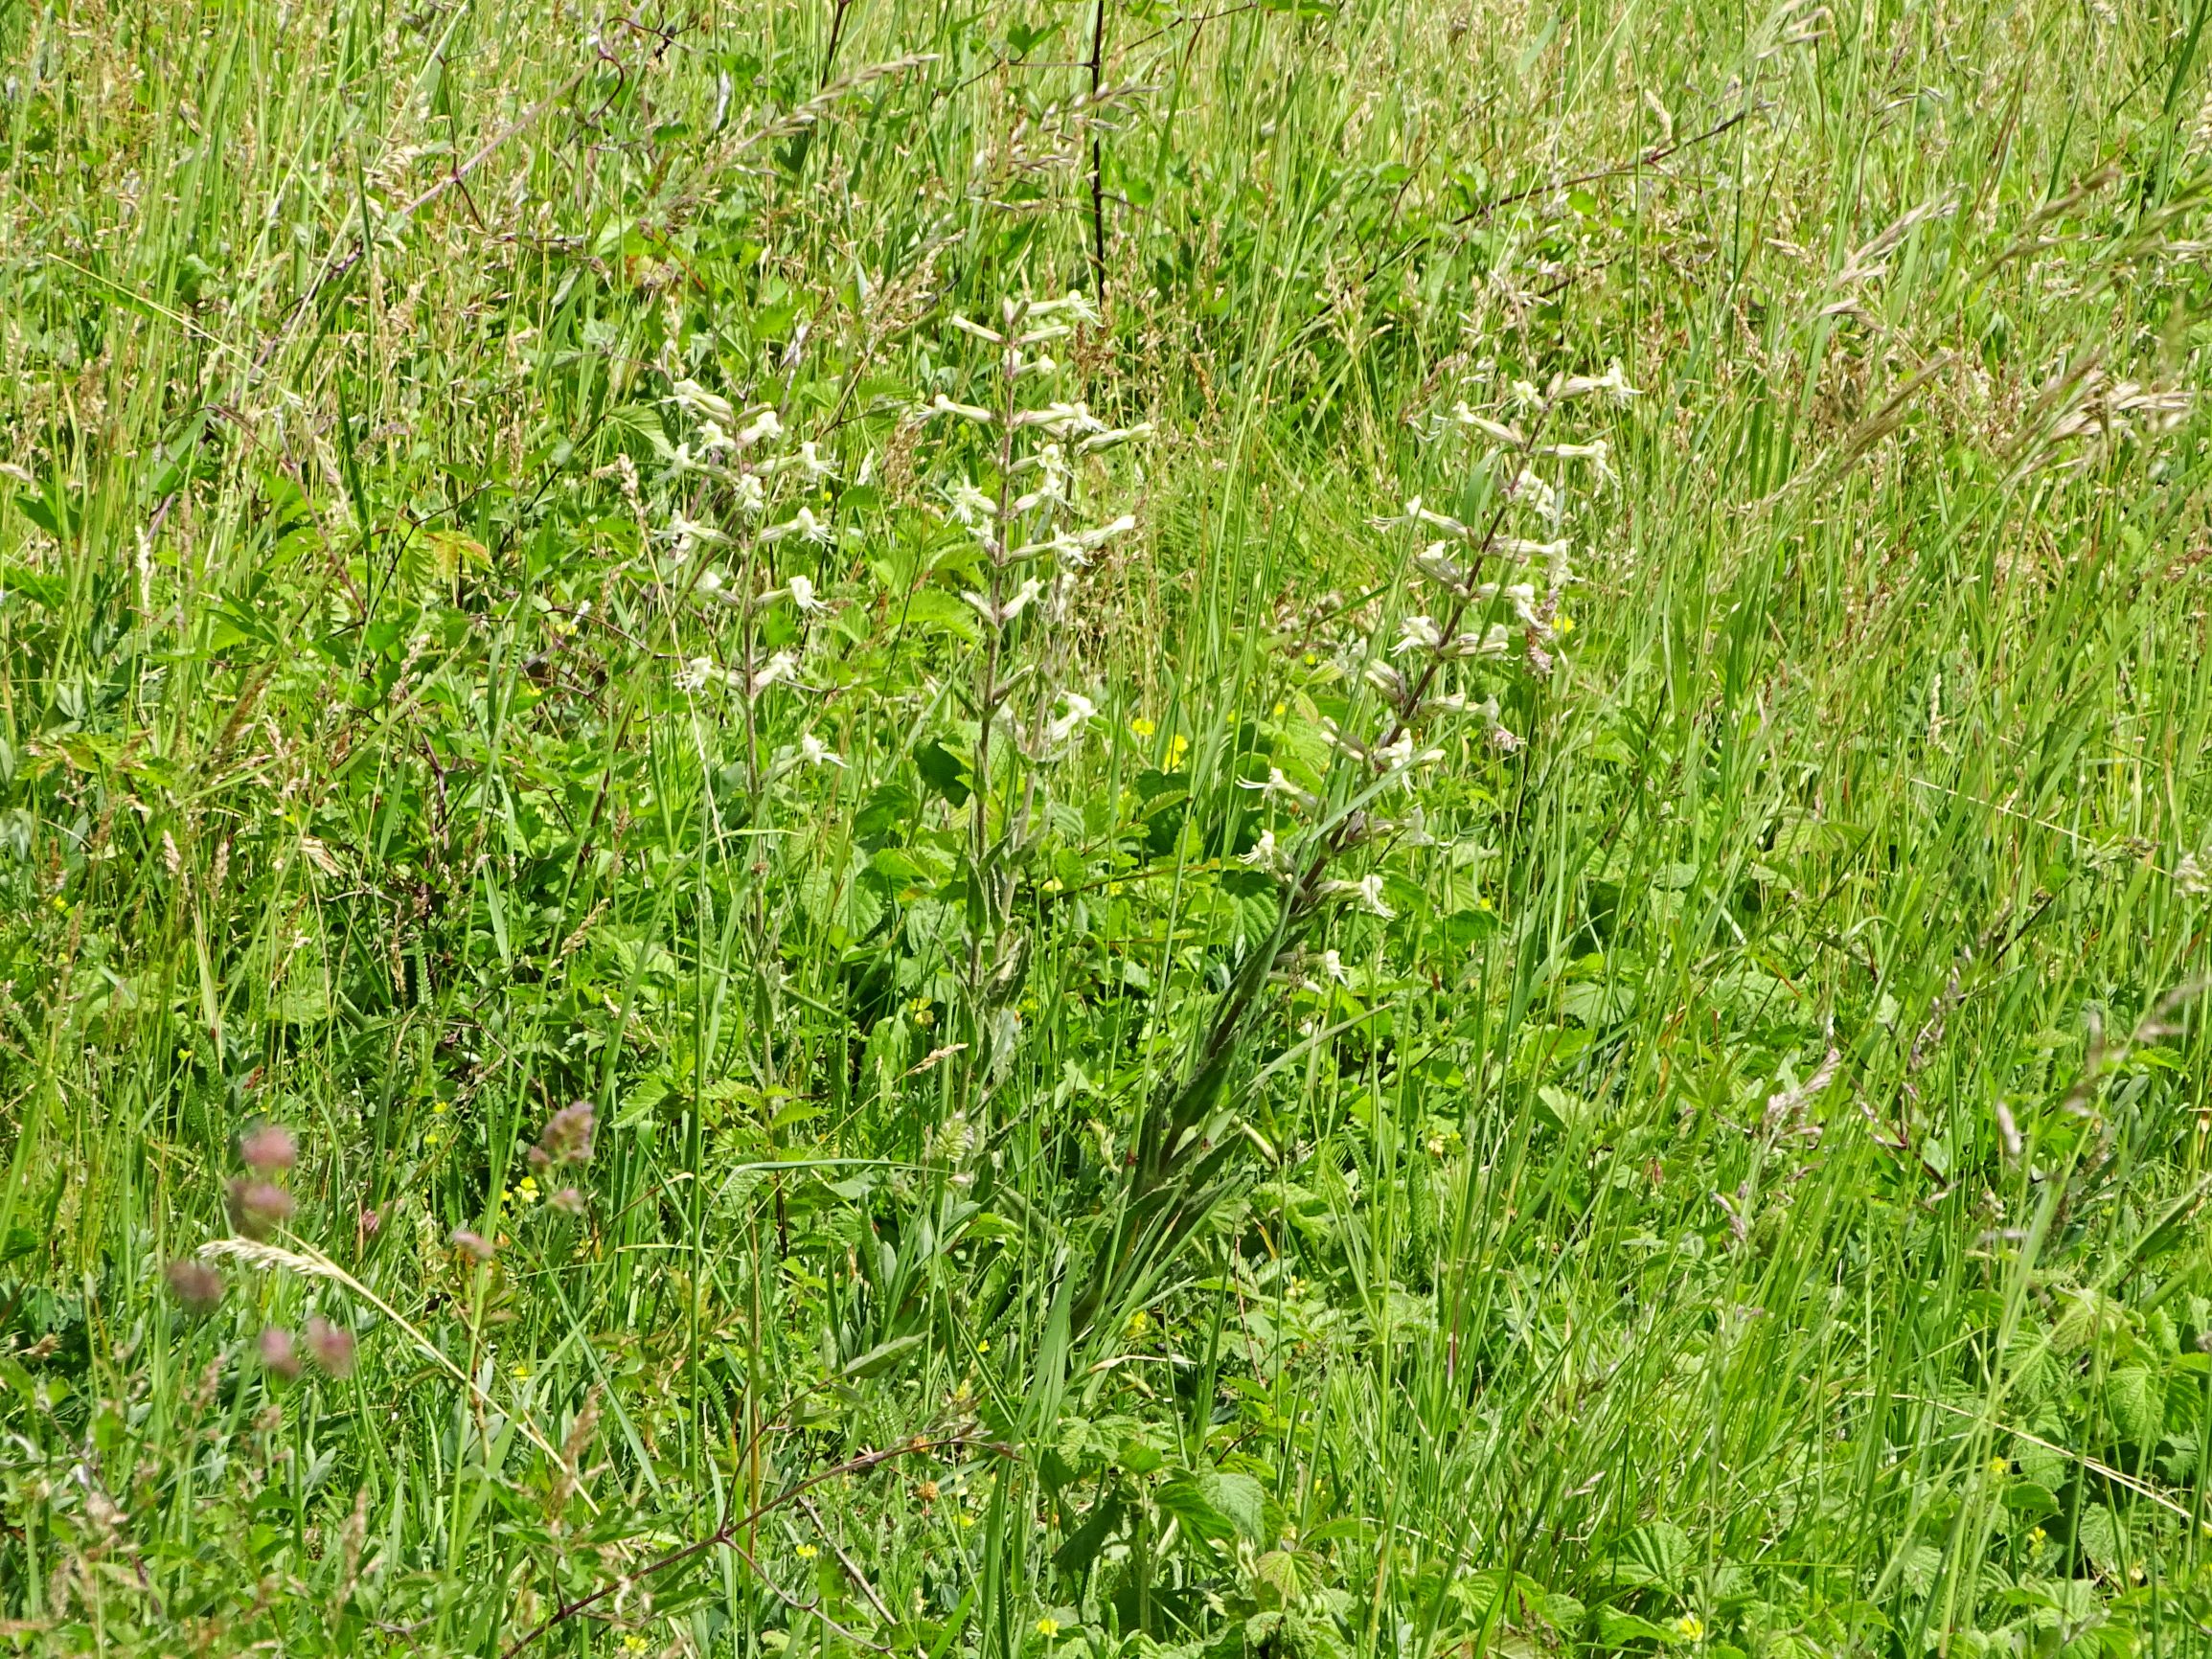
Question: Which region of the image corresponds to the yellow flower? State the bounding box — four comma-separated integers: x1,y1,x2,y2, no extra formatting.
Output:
958,1511,977,1529
796,1543,819,1559
623,1638,649,1655
1036,1618,1060,1639
1271,702,1287,718
1166,734,1190,767
1129,716,1155,738
511,1364,531,1381
1674,1614,1702,1643
1987,1457,2008,1478
432,1102,450,1116
1556,611,1575,633
2030,1526,2047,1546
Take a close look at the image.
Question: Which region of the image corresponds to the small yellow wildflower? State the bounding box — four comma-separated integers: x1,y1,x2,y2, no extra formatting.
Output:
432,1102,449,1116
958,1511,977,1529
1987,1457,2008,1478
1556,612,1575,634
511,1364,531,1381
1271,702,1287,718
1166,734,1190,767
796,1543,819,1559
1126,1309,1151,1339
1674,1614,1702,1643
976,1339,990,1355
517,1176,539,1204
623,1638,649,1655
2029,1526,2047,1546
1036,1618,1060,1639
1129,716,1155,738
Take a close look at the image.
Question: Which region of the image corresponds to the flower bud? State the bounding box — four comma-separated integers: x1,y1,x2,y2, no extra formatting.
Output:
305,1316,355,1378
164,1260,224,1318
260,1327,302,1380
239,1124,297,1174
228,1178,296,1241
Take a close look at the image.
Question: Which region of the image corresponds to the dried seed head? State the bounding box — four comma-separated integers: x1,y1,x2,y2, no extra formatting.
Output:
164,1259,225,1318
535,1102,596,1170
305,1316,356,1378
228,1177,297,1241
239,1124,298,1174
260,1326,302,1380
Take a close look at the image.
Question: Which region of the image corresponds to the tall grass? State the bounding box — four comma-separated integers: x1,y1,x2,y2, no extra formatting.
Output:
3,0,2211,1655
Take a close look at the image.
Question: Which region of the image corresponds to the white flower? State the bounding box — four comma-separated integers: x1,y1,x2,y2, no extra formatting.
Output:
798,733,845,767
1414,542,1470,595
1239,766,1318,813
696,420,736,454
1075,422,1152,454
962,579,1043,628
1028,290,1101,327
1318,949,1349,984
786,575,828,614
1552,360,1640,402
1506,469,1559,516
1539,439,1613,481
1013,401,1106,437
1048,693,1097,744
1322,873,1394,919
2179,848,2210,896
1393,614,1443,656
946,479,997,526
762,507,832,545
738,409,784,447
748,651,798,698
734,474,765,515
669,378,736,427
667,512,725,558
1450,402,1525,444
674,656,719,693
924,393,995,423
1239,829,1282,869
792,441,834,481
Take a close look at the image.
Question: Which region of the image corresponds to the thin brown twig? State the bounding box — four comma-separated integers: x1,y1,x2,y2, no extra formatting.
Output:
501,1435,1010,1657
796,1493,896,1624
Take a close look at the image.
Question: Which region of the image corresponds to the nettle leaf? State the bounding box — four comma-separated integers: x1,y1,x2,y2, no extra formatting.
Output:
1157,1466,1266,1543
2103,1367,2163,1445
1605,1521,1691,1590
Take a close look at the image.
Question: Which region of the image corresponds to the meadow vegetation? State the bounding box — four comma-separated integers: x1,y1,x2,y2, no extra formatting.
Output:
5,0,2212,1653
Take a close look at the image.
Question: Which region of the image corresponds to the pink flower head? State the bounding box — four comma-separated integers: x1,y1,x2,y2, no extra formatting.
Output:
260,1327,302,1380
164,1259,224,1317
534,1102,596,1170
228,1178,296,1240
239,1124,297,1174
304,1316,355,1378
449,1229,494,1262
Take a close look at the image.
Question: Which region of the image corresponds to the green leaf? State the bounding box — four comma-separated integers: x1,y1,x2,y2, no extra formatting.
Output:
916,740,971,806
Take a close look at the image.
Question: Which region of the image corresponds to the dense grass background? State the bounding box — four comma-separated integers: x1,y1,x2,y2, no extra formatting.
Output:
5,0,2212,1653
